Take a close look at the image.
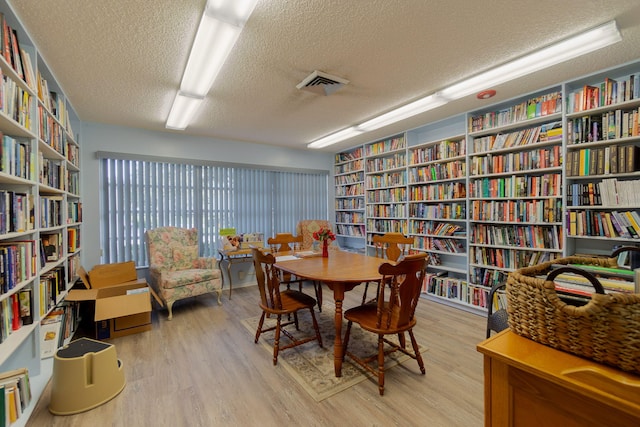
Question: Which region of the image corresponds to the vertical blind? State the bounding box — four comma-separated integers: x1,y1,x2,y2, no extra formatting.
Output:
100,156,328,265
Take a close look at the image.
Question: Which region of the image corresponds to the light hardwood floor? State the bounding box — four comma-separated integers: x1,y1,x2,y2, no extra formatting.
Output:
27,284,487,427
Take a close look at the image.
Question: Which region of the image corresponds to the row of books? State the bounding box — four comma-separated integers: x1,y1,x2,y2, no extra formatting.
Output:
67,201,82,224
0,290,32,348
335,224,365,237
334,159,363,175
567,210,640,239
39,195,63,229
366,203,406,218
38,154,65,190
66,142,79,168
411,221,462,236
469,173,561,199
567,179,640,207
470,198,563,224
0,367,32,426
565,144,640,177
0,240,37,294
0,13,35,89
470,246,561,270
334,172,363,186
335,183,363,197
409,181,466,201
37,72,68,127
568,108,640,144
40,301,79,359
408,202,466,220
470,145,562,175
365,153,407,173
568,75,640,113
334,147,363,164
0,190,33,235
415,236,465,253
408,160,466,183
409,139,466,165
365,136,405,156
335,198,364,210
0,133,33,181
470,266,509,289
471,224,562,250
366,170,406,187
335,211,364,224
468,91,562,132
39,267,66,317
37,105,64,155
1,72,32,129
365,219,407,235
366,187,407,203
547,262,639,296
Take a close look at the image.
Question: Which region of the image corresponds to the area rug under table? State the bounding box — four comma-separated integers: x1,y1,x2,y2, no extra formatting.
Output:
241,304,425,401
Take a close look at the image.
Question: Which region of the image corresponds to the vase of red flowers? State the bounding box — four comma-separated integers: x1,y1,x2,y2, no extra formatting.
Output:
313,227,336,258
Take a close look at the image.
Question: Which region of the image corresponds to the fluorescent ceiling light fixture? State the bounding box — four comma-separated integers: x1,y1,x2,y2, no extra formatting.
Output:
307,127,364,149
438,20,621,101
180,18,242,96
308,20,621,149
166,92,205,130
357,94,447,132
166,0,258,129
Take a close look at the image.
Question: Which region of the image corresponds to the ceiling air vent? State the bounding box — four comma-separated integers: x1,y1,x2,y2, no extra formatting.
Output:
296,70,349,96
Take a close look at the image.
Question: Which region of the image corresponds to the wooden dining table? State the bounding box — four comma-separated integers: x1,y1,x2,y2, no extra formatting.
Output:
274,251,388,377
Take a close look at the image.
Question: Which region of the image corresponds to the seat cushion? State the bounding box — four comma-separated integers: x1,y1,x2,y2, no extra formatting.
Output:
160,268,221,289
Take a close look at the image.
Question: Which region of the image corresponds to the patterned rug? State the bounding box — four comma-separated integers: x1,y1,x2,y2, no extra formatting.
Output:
241,304,424,401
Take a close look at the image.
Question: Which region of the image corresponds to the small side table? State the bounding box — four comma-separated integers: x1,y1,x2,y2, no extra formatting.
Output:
218,248,255,299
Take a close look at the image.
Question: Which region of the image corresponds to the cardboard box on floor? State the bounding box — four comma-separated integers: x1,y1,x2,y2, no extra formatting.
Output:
66,261,162,339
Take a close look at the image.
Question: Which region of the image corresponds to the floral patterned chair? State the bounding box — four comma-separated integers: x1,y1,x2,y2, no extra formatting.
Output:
296,219,339,251
146,227,222,320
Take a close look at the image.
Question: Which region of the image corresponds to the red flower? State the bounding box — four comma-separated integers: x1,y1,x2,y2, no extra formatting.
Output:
313,227,336,241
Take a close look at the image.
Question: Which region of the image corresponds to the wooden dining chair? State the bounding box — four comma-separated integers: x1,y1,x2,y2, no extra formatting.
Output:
362,232,415,304
267,233,323,310
251,248,323,365
342,253,428,395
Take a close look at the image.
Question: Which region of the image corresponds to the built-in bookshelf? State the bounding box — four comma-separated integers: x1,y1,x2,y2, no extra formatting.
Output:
334,146,366,250
0,2,82,425
467,88,565,310
407,132,470,307
332,61,640,317
564,63,640,256
364,134,407,249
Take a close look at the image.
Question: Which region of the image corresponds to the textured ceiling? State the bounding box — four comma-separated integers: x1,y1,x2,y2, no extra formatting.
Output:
7,0,640,153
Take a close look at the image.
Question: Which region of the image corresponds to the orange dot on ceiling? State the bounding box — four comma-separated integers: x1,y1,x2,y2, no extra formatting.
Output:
477,90,496,100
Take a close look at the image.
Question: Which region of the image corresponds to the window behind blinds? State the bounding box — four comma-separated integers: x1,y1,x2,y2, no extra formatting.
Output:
100,156,328,265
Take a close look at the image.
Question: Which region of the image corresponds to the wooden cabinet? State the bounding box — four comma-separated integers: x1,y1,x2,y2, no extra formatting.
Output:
477,331,640,427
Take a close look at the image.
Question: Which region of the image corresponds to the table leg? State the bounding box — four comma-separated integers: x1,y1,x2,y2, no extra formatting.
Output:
333,285,345,377
226,259,233,299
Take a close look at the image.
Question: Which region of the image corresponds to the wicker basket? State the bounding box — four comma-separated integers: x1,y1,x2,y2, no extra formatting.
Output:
507,255,640,375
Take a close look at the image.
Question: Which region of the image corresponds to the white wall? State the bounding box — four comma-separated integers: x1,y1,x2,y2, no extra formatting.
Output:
80,121,334,272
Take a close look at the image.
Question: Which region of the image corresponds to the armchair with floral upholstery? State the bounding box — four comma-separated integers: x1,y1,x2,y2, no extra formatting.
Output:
145,227,222,320
296,219,340,251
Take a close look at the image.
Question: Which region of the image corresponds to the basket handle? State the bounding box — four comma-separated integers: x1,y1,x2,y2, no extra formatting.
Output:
546,266,606,295
611,246,640,257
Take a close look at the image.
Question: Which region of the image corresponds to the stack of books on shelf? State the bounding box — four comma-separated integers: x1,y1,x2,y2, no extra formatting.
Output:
546,262,638,296
0,367,31,425
569,75,640,113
